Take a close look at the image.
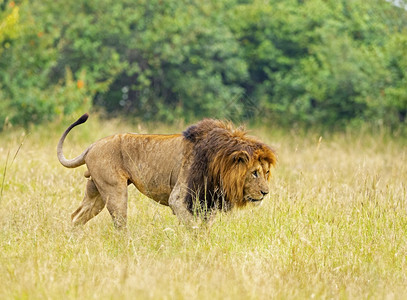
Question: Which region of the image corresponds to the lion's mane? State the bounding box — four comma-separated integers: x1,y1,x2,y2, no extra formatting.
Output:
183,119,277,214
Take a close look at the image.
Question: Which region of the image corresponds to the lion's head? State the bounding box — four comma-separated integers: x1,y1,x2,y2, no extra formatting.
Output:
183,119,276,214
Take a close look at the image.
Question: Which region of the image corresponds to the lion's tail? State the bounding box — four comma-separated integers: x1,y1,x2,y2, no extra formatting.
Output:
57,113,90,168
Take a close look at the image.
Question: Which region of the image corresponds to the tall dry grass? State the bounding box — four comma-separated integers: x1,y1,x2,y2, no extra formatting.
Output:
0,117,406,299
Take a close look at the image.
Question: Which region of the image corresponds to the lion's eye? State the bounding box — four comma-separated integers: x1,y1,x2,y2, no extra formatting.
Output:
266,170,270,176
252,170,258,178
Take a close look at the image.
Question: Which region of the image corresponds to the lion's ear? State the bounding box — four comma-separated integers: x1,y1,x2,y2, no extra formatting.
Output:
232,150,250,164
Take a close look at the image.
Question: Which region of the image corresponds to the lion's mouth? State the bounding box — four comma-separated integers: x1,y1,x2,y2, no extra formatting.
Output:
247,197,263,202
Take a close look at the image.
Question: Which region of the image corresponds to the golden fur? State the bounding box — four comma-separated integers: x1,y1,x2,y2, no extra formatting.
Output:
57,114,276,228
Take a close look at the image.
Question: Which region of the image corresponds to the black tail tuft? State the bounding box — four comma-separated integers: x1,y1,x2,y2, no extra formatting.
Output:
74,113,89,126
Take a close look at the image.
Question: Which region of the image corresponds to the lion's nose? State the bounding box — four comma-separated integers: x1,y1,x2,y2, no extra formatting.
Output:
261,190,268,196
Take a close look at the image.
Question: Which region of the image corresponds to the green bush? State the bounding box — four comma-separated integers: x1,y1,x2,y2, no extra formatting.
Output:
0,0,406,129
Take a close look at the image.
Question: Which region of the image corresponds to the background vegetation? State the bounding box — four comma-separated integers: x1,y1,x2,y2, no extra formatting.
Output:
1,0,407,129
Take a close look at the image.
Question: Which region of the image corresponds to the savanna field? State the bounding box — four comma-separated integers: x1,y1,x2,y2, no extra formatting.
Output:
1,117,406,299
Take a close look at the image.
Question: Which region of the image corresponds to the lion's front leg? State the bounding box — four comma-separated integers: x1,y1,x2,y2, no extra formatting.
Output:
168,182,196,226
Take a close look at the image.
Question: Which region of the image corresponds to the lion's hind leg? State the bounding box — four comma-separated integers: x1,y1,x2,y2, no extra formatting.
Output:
71,179,105,226
100,182,128,229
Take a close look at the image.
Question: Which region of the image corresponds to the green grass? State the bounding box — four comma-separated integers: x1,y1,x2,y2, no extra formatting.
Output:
1,117,406,299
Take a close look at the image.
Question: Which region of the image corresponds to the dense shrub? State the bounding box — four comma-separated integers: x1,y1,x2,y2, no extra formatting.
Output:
0,0,406,129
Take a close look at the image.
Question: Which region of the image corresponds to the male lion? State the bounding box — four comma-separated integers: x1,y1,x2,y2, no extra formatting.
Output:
57,114,276,228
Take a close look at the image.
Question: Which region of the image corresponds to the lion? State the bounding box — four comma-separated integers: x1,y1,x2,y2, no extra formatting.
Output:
57,114,277,228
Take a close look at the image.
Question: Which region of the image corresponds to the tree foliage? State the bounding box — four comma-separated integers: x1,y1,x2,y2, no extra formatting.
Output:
1,0,406,129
